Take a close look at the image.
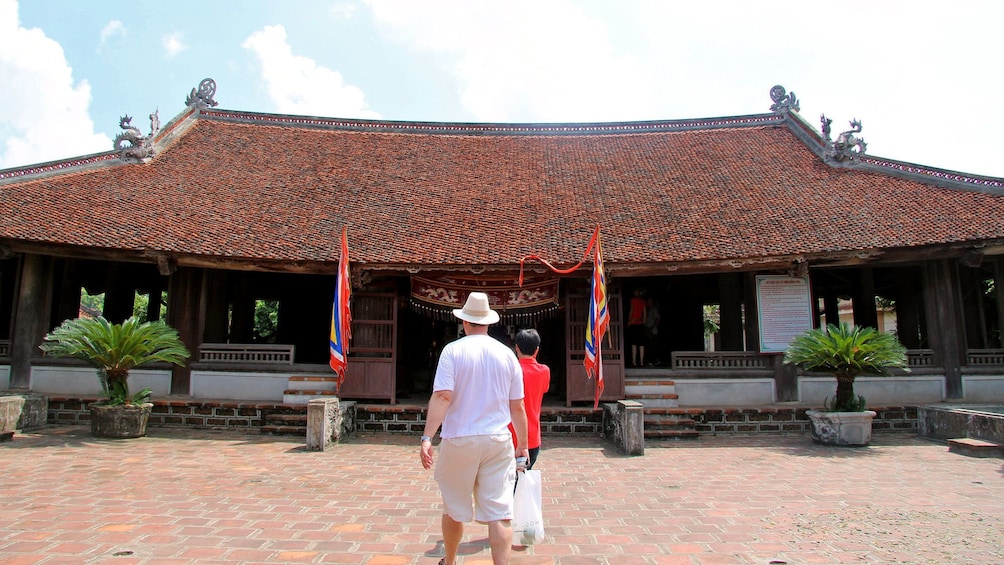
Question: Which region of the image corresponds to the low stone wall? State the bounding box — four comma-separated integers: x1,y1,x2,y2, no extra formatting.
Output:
48,397,310,432
1,391,48,432
45,396,916,437
602,400,644,455
686,405,918,435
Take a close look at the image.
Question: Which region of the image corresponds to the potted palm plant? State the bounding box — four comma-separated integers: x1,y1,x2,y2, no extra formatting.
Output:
784,322,909,446
39,316,190,438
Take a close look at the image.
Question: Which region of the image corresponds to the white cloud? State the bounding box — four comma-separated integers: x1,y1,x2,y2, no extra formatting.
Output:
162,32,188,58
329,2,357,19
366,0,659,122
99,20,125,45
242,24,380,119
0,0,110,169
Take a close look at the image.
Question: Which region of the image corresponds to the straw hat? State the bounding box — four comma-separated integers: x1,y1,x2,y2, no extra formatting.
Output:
453,292,500,325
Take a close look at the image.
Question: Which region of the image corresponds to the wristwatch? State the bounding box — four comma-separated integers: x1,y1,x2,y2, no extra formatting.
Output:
421,435,432,442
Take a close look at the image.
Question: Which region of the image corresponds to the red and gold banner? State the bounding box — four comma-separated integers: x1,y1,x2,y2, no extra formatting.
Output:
410,275,559,321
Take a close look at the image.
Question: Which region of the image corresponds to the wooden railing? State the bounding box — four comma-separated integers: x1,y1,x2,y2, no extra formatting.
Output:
671,351,770,370
906,349,935,368
967,349,1004,366
198,343,295,364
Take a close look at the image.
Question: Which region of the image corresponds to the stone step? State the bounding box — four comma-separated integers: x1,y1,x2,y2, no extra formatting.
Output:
282,389,339,404
260,424,307,436
626,393,680,409
286,376,339,391
947,437,1003,458
643,407,698,441
261,413,307,436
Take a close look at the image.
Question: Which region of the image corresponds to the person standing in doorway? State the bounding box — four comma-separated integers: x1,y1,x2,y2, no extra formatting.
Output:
420,292,529,565
627,288,647,366
644,297,661,366
508,328,551,470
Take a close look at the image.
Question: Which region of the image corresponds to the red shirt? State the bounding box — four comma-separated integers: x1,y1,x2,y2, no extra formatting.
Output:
508,357,551,449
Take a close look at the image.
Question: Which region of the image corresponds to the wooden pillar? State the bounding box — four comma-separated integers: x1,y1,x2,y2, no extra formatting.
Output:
167,267,204,395
852,268,879,328
995,258,1004,348
923,260,965,399
229,274,255,343
718,273,744,351
102,263,135,323
743,272,760,352
0,259,15,340
10,254,54,389
53,259,83,325
957,265,988,348
202,270,230,343
823,292,839,327
894,269,925,349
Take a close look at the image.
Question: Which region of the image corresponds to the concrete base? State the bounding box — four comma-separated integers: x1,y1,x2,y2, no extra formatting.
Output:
806,409,877,446
603,400,644,456
1,391,48,434
306,397,355,451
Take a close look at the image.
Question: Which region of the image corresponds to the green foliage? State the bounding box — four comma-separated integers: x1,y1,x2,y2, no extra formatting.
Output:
784,323,909,412
39,316,190,405
254,299,279,342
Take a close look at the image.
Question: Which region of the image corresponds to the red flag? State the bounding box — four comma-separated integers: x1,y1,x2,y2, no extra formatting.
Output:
583,226,608,409
329,228,352,390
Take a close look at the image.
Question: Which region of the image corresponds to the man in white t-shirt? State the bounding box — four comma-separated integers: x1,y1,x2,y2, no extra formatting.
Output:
420,292,529,565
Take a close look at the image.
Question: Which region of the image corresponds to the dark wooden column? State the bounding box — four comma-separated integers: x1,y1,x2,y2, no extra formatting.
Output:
10,254,54,389
893,268,924,348
743,272,760,351
53,259,83,325
718,273,744,350
102,263,135,323
852,268,879,328
167,267,205,395
923,259,966,399
995,258,1004,348
229,274,255,343
202,270,230,343
0,258,17,340
823,292,839,327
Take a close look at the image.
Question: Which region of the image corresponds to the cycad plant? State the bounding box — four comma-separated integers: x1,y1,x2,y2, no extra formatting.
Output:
40,316,190,406
784,323,909,412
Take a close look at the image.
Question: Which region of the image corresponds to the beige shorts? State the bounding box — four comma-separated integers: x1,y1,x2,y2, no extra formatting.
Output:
434,434,516,523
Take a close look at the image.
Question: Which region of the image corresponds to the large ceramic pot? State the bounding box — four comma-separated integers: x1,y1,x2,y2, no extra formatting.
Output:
806,409,877,446
89,403,154,438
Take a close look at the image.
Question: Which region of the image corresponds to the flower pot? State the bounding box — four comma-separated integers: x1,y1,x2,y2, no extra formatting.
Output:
806,409,876,446
89,402,154,438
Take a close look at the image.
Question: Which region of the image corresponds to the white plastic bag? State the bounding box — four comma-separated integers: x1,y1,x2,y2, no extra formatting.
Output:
512,469,545,545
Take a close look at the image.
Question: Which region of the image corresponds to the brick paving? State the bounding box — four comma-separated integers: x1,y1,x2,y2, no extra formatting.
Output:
1,426,1002,564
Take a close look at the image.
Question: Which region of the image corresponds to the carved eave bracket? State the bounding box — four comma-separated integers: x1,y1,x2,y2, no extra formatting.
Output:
113,110,160,162
769,85,800,115
821,114,868,165
185,78,219,109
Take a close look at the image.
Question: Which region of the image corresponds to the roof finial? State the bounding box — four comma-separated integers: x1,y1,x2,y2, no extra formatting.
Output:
769,85,799,114
186,78,219,108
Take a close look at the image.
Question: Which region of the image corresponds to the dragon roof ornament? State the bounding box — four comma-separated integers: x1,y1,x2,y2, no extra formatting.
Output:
185,78,219,108
113,110,160,161
769,85,800,114
821,114,868,163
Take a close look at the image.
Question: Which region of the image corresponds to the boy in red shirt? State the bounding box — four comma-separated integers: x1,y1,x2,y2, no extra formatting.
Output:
509,329,551,469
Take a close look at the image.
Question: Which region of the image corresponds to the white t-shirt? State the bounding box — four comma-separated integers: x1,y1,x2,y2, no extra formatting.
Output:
434,334,524,439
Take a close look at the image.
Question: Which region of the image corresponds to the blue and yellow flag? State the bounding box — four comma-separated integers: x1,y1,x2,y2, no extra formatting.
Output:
329,228,352,390
583,226,608,409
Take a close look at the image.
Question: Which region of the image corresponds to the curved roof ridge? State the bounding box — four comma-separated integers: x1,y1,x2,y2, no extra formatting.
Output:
199,108,785,135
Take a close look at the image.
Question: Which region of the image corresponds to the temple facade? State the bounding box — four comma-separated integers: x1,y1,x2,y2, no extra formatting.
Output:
2,81,1003,408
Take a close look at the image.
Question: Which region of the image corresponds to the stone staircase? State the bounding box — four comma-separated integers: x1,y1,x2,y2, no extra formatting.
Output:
260,412,308,436
283,375,340,405
625,375,699,441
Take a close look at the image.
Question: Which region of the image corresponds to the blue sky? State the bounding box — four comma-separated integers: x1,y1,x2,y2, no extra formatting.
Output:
2,0,1003,177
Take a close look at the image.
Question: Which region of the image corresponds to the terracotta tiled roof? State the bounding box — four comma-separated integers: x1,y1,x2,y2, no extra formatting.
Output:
2,108,1003,273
